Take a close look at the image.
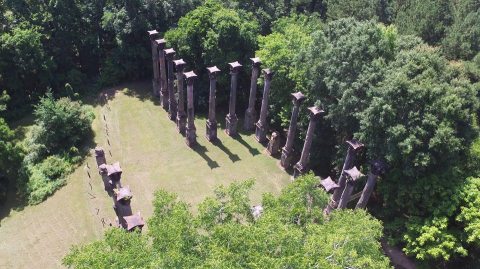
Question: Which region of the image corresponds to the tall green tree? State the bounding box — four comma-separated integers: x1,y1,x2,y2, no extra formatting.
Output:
64,175,391,268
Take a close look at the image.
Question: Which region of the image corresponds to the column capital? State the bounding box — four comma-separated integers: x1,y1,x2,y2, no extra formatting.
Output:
262,68,274,80
207,66,221,79
174,59,187,72
291,91,306,105
346,139,364,151
147,30,159,40
184,71,197,84
344,166,364,183
308,106,325,119
229,61,242,73
155,39,166,50
250,57,262,67
164,48,176,60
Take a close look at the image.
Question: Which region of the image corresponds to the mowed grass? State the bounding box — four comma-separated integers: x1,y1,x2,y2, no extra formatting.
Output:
0,81,292,268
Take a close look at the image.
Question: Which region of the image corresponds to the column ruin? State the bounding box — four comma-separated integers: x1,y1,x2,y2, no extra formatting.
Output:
293,106,324,178
356,160,387,209
324,139,364,214
206,66,221,141
244,57,261,131
157,39,168,111
174,59,187,134
280,92,306,169
337,166,364,209
184,71,197,147
225,61,242,137
147,30,159,96
164,48,177,121
255,69,274,143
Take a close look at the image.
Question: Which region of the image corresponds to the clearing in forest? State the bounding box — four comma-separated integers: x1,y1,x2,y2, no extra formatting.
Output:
0,81,291,268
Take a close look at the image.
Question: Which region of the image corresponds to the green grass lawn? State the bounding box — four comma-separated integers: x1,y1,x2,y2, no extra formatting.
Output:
0,81,292,268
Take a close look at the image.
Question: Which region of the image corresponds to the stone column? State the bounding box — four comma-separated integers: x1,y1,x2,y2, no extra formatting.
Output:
206,66,221,141
293,106,324,178
174,59,187,134
356,160,387,209
255,69,274,143
147,30,159,96
338,166,364,209
94,147,107,167
184,71,197,147
157,40,168,109
155,39,167,101
225,61,242,137
164,48,177,121
280,92,306,169
244,57,261,131
324,139,364,214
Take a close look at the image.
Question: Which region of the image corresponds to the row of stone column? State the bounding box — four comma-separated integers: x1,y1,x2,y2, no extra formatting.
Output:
149,30,344,182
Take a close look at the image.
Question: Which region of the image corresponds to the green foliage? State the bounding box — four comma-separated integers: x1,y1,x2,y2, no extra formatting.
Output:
325,0,386,22
457,177,480,246
256,15,322,127
165,0,259,108
394,0,453,45
33,93,94,155
64,175,390,268
442,7,480,60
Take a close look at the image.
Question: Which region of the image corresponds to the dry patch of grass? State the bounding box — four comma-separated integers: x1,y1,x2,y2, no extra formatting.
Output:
0,81,291,268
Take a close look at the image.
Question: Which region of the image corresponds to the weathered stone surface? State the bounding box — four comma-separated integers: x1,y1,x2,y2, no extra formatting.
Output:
165,48,177,121
337,166,364,209
148,30,159,96
174,59,187,134
267,131,281,156
280,91,305,169
293,106,324,178
155,39,167,102
225,61,242,137
244,57,262,131
255,69,274,143
185,71,197,147
206,66,221,141
356,160,387,209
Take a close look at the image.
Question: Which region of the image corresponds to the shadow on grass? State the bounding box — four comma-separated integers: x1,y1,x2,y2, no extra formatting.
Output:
233,132,261,156
192,143,220,169
212,139,241,162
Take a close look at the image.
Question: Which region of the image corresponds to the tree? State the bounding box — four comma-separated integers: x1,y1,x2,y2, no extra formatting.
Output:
357,46,479,263
64,175,391,268
442,0,480,60
325,0,390,22
165,0,259,109
393,0,453,45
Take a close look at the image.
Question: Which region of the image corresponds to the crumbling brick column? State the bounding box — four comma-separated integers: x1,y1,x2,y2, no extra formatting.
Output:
156,39,167,102
338,166,364,209
147,30,159,96
356,160,387,209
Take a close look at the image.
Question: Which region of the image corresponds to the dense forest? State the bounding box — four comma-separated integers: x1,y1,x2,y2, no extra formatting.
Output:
1,0,479,268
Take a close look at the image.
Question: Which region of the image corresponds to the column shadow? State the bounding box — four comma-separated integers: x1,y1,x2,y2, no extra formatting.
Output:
212,139,241,162
192,143,220,169
233,133,260,156
113,202,133,229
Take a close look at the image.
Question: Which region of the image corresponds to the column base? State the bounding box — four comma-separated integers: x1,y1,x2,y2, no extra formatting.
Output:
186,126,197,147
168,100,177,121
225,114,238,137
293,162,308,178
160,90,169,110
243,108,256,131
206,119,217,141
255,122,267,143
280,147,293,168
176,112,186,135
